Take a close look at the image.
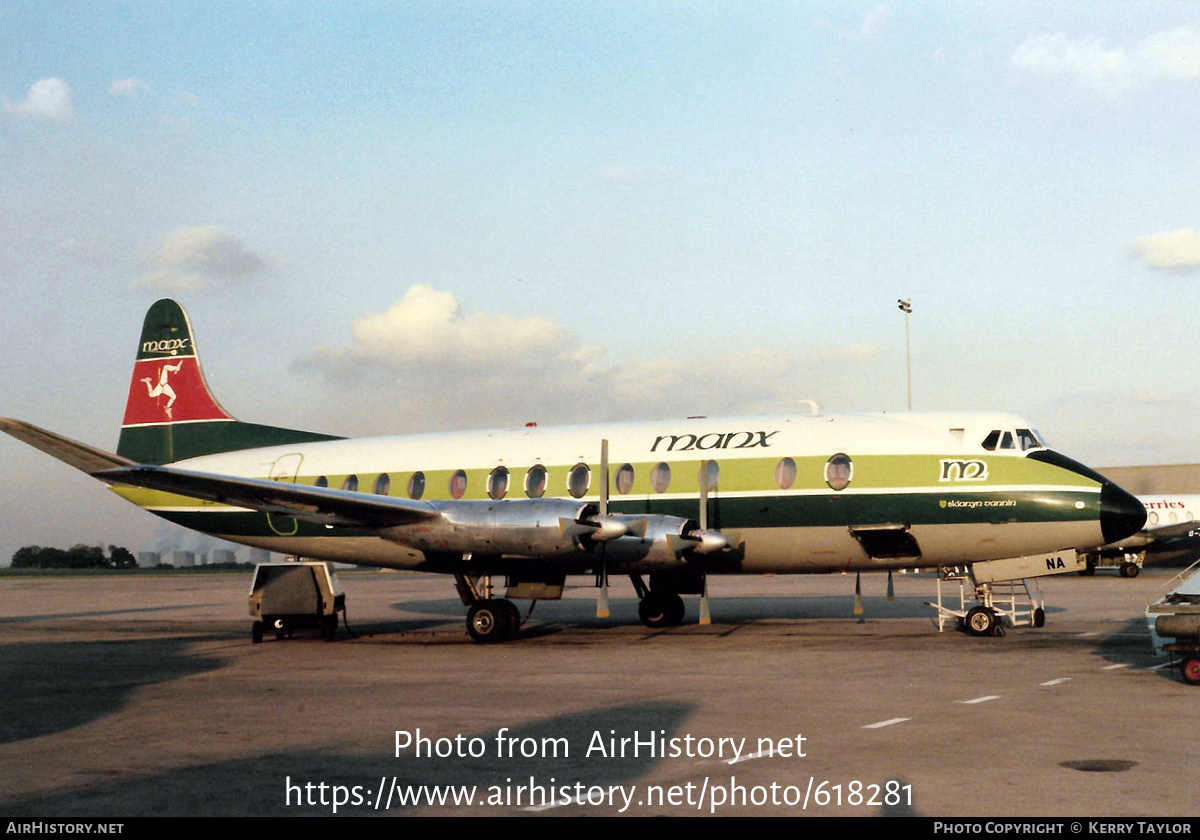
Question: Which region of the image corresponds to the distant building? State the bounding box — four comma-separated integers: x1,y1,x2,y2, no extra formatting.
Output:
212,549,237,565
171,550,195,567
249,548,271,565
138,551,161,568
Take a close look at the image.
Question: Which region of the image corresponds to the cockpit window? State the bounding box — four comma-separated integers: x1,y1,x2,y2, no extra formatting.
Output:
1000,431,1014,450
981,430,1000,451
1016,428,1042,451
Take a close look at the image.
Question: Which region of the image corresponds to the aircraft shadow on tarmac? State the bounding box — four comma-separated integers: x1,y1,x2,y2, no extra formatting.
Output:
0,638,225,744
0,701,695,817
380,592,947,631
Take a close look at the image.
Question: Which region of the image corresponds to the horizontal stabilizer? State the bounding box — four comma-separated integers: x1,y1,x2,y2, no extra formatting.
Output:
0,418,135,475
96,465,440,529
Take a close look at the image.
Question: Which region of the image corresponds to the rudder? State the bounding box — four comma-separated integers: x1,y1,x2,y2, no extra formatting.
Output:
117,300,340,464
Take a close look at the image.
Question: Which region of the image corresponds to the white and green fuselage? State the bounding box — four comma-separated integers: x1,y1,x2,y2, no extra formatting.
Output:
109,409,1132,576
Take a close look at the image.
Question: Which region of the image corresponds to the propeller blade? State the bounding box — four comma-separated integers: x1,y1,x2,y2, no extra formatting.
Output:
699,574,711,625
887,569,895,601
597,439,610,618
854,572,864,616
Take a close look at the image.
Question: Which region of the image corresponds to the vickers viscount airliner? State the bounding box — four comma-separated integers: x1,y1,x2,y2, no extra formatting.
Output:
0,300,1146,642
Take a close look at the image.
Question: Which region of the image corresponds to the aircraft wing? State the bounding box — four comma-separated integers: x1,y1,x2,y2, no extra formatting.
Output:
0,418,136,473
95,465,440,528
1118,520,1200,548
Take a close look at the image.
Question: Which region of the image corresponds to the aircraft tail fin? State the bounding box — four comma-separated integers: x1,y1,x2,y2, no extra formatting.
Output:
116,299,340,464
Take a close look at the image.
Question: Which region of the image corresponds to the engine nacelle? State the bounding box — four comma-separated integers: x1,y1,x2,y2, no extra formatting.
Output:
598,513,698,569
382,498,595,558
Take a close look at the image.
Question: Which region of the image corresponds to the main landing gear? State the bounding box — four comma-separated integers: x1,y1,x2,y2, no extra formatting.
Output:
455,574,524,643
629,573,689,629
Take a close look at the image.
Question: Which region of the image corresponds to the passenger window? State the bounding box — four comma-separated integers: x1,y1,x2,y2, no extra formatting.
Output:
314,476,328,488
568,463,590,498
825,454,852,491
449,470,467,500
615,464,635,495
342,475,359,492
775,457,797,490
407,471,425,500
651,462,672,493
981,430,1000,451
525,464,547,498
373,474,391,496
488,467,509,500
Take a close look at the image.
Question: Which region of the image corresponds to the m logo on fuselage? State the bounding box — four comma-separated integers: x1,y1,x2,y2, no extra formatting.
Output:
940,459,988,482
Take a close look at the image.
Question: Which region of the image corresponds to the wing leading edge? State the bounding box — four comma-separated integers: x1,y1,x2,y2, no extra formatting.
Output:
97,465,440,529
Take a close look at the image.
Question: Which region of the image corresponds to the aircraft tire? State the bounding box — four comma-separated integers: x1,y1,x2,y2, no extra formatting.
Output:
639,592,683,628
467,599,511,644
251,621,264,644
499,600,522,640
1182,657,1200,686
1033,607,1045,628
965,606,997,637
665,593,685,626
1120,563,1140,579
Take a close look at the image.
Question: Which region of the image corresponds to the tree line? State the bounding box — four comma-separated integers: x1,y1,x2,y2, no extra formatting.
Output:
11,544,138,569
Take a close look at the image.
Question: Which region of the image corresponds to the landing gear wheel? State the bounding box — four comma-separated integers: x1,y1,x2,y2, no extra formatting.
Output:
1182,656,1200,686
1032,607,1045,628
665,593,685,626
499,600,522,640
965,606,997,637
639,592,685,628
467,599,512,644
251,620,264,644
1120,563,1140,579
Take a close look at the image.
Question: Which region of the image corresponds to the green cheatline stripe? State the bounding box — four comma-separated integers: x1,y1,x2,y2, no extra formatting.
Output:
117,421,342,464
140,489,1100,540
111,450,1098,502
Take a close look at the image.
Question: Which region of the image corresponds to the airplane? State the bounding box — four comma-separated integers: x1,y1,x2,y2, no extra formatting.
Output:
0,299,1147,642
1079,494,1200,577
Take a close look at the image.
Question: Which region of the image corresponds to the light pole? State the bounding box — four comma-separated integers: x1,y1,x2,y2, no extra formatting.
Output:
897,298,912,410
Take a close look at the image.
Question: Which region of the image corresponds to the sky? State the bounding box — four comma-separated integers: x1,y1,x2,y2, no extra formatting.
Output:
2,1,1200,564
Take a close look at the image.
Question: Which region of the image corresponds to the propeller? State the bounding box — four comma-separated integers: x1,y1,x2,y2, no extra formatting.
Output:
698,459,712,625
854,572,864,621
596,439,610,619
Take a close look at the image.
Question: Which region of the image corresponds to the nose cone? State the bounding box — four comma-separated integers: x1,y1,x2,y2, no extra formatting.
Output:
1100,481,1147,544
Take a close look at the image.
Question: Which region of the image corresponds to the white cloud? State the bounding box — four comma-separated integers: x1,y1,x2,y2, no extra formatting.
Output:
1011,26,1200,97
1129,228,1200,269
299,286,882,433
110,78,151,96
136,225,270,292
6,77,73,122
